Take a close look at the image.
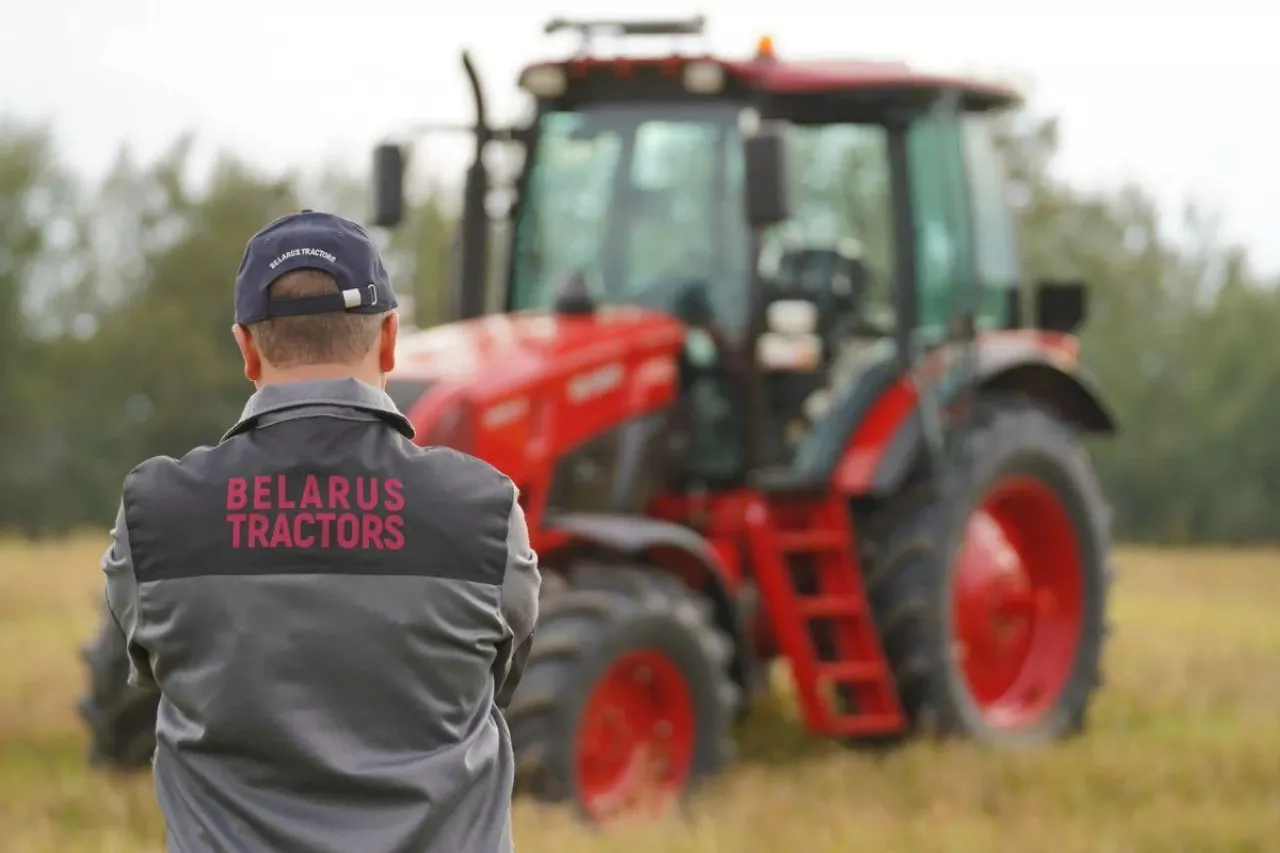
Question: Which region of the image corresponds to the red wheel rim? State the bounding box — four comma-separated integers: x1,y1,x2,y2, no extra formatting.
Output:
574,649,697,823
950,475,1085,730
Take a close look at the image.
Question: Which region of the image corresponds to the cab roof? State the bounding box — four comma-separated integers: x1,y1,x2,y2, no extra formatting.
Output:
520,20,1021,114
722,57,1020,109
519,54,1021,112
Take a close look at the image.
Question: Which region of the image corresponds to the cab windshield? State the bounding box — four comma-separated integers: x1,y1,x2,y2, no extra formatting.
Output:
508,102,903,344
508,102,753,338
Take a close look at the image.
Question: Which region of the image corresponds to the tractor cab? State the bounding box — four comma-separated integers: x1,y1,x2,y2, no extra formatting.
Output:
380,18,1033,489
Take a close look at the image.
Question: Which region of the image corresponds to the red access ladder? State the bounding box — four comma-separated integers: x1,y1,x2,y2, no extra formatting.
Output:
744,493,905,736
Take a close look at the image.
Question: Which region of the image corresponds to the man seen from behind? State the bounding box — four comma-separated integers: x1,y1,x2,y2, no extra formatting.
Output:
98,210,540,853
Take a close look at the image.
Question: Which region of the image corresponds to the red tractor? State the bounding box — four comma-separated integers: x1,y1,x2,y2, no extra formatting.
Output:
81,18,1116,824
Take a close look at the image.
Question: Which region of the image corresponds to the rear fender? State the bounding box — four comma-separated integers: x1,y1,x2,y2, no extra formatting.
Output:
836,332,1117,496
543,513,754,690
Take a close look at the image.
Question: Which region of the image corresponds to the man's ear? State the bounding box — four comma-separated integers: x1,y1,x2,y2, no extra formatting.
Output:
378,312,399,375
232,324,263,383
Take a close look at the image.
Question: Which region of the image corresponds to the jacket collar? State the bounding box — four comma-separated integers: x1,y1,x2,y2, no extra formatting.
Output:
222,378,415,442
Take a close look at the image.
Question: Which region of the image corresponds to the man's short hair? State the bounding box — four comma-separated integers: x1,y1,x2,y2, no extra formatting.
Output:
249,269,384,367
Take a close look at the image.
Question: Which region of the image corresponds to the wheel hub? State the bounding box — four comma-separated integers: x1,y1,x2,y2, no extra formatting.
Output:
951,476,1085,729
574,650,696,823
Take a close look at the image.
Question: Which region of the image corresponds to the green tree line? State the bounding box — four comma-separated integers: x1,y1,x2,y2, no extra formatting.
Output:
1,114,1276,543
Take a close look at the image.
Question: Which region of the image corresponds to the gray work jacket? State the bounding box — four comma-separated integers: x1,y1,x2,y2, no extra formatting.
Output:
100,377,540,853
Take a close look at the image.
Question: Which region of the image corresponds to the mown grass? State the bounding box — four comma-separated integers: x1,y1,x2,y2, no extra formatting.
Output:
2,538,1278,852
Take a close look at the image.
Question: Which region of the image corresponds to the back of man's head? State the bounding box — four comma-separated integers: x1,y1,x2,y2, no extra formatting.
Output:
251,269,384,368
230,211,400,386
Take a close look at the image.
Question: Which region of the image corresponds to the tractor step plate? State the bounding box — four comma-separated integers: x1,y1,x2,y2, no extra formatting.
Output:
745,494,905,738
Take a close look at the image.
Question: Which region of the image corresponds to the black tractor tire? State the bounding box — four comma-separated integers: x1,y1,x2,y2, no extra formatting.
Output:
507,565,738,823
78,600,159,768
862,393,1113,745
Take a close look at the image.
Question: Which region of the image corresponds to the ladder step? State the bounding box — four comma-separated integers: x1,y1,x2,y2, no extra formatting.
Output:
815,660,883,684
775,530,846,553
743,496,905,739
796,597,863,619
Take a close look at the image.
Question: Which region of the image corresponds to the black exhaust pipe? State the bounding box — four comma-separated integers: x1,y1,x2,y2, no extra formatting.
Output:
452,50,492,322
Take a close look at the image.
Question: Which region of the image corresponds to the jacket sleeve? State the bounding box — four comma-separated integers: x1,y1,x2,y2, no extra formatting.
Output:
494,488,540,708
101,501,158,691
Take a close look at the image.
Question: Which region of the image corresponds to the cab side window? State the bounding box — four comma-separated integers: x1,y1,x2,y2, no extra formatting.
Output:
906,109,1020,336
906,109,976,339
961,114,1021,313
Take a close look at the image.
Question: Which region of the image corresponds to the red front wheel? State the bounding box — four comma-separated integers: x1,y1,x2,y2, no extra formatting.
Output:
574,650,698,820
505,566,738,824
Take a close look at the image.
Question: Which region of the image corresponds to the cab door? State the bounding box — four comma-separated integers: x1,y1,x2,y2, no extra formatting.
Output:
906,99,980,342
906,100,1020,342
900,98,1023,463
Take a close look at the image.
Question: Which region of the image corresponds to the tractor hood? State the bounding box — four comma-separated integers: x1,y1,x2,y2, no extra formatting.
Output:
391,307,685,389
385,307,687,463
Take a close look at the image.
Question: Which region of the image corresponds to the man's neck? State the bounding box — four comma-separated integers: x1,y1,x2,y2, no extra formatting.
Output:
257,364,382,389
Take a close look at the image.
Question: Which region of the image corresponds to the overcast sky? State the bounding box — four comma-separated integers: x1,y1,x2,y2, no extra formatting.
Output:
4,0,1276,273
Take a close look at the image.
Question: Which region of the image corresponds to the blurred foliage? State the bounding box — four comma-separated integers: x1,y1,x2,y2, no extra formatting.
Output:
0,113,1276,543
1000,116,1280,543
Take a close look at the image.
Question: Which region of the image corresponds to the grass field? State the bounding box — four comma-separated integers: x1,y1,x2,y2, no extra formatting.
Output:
2,538,1279,853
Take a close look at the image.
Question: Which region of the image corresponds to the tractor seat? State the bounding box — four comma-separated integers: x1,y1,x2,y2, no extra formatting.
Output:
751,341,903,495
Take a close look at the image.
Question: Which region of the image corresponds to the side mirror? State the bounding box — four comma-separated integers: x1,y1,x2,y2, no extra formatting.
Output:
1035,279,1088,333
1005,279,1088,333
372,143,406,228
744,122,792,229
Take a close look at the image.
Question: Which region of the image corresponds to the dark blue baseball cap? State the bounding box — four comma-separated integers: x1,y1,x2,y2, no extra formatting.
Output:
234,209,398,325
